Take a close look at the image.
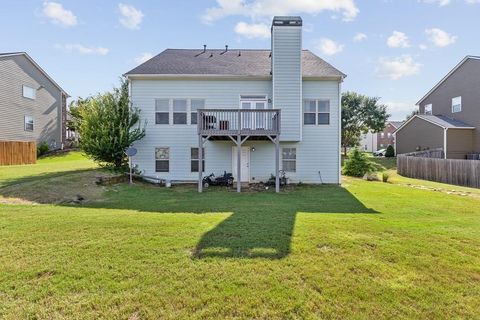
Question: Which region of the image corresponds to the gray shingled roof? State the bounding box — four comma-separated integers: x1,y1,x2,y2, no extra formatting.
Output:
389,121,404,129
125,49,345,78
417,115,475,129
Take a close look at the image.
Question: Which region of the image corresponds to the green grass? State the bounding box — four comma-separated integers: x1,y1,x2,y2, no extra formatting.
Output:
0,153,479,319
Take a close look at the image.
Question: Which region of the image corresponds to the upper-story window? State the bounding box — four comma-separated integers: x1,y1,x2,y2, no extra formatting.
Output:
424,104,432,115
191,99,205,125
303,100,330,125
22,85,36,100
452,96,462,113
173,99,187,124
155,99,169,124
24,116,34,131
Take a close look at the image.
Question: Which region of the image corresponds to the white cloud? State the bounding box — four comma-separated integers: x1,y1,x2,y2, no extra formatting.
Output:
315,38,344,56
55,44,109,56
425,28,457,47
419,44,428,50
234,22,270,38
420,0,451,6
118,3,143,29
387,31,410,48
134,52,154,65
353,32,367,42
377,55,421,80
384,101,417,120
42,1,77,27
202,0,359,23
466,0,480,3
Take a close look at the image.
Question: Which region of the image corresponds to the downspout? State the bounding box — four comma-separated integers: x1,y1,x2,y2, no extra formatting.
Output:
443,128,448,159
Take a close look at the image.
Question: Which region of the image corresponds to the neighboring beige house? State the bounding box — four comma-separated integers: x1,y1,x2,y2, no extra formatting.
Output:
0,52,68,148
395,56,480,159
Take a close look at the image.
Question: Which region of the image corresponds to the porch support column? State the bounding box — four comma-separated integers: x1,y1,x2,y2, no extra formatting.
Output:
198,135,203,193
275,136,280,193
443,128,448,159
237,135,241,193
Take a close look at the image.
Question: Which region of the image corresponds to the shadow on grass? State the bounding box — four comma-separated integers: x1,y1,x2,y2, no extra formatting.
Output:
0,168,99,189
82,184,377,259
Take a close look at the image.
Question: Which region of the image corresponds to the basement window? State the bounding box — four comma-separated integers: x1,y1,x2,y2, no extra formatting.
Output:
155,147,169,172
282,148,296,172
452,96,462,113
191,148,205,172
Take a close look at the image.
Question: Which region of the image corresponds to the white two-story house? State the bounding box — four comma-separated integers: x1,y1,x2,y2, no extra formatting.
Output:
124,16,345,192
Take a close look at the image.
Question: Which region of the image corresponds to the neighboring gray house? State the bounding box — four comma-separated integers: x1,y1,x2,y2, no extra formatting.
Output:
125,16,345,192
0,52,68,148
395,56,480,159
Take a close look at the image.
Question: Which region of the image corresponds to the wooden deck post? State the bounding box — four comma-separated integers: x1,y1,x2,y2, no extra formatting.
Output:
275,137,280,193
237,135,241,193
198,135,203,193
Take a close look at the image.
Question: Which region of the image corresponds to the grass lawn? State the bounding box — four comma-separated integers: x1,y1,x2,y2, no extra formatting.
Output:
0,153,479,319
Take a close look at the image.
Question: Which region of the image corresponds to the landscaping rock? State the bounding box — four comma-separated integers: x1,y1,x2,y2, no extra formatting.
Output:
363,173,379,181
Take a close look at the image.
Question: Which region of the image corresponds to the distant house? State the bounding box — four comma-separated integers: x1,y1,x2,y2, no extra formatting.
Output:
124,16,346,192
395,56,479,159
0,52,68,148
360,121,403,152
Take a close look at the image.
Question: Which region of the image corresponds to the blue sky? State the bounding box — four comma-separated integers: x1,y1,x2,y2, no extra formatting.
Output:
1,0,479,120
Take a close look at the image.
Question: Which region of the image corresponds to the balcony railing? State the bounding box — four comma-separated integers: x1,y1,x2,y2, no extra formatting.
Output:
197,109,280,136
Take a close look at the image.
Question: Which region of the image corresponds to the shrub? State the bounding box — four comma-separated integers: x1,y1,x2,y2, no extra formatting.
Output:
382,172,389,183
385,145,395,158
343,148,384,177
37,141,49,157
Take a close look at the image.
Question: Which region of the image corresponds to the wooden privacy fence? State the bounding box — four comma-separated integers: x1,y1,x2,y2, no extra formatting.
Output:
397,155,480,188
0,141,37,166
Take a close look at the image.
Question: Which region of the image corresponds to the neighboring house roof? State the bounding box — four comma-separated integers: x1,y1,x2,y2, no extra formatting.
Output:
389,121,404,129
124,49,346,79
0,52,69,96
416,55,480,105
394,115,475,134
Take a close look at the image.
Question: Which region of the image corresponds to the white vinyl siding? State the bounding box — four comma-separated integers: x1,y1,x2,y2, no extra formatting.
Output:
452,96,461,113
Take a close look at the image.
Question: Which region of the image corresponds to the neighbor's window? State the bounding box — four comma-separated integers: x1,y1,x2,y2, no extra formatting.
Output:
387,132,392,138
424,104,432,115
191,147,205,172
155,99,169,124
380,132,385,138
303,100,330,125
173,99,187,124
191,99,205,125
155,147,169,172
452,96,462,113
22,85,36,99
24,116,34,131
282,148,296,172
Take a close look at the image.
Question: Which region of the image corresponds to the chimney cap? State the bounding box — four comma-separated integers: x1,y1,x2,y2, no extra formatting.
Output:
272,16,302,26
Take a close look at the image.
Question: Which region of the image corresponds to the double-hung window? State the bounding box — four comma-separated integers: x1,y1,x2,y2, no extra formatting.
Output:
23,85,36,99
155,147,169,172
191,99,205,125
282,148,296,172
452,96,462,113
155,99,169,124
24,116,34,131
303,100,330,125
191,148,205,172
424,104,432,115
173,99,187,124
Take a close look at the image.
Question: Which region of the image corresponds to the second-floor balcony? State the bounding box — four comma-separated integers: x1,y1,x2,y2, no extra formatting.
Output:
197,109,281,136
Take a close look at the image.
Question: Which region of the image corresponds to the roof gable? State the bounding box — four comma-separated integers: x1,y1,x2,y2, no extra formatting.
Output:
394,114,475,134
416,56,480,105
0,52,68,96
124,49,345,79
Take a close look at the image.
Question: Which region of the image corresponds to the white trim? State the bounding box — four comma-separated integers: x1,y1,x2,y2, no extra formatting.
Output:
338,81,342,184
416,56,480,105
125,74,272,81
231,146,250,182
0,52,69,96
